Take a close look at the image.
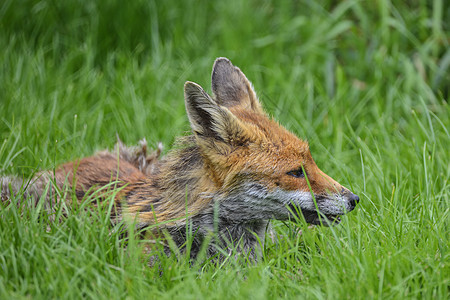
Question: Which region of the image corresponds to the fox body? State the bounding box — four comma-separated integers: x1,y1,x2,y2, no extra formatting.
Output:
1,58,359,258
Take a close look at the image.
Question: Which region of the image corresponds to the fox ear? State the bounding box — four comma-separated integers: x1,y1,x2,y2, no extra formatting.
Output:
184,81,246,146
211,57,264,114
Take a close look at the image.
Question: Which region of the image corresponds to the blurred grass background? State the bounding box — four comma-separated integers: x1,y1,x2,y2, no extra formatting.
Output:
0,0,449,299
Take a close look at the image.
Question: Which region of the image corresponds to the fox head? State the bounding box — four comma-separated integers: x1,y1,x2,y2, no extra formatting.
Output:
184,58,359,225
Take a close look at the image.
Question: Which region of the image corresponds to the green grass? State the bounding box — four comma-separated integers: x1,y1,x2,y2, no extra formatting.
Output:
0,0,449,298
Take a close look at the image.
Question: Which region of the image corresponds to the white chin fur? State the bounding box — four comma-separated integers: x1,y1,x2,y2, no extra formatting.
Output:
244,185,351,217
220,183,352,223
316,194,352,215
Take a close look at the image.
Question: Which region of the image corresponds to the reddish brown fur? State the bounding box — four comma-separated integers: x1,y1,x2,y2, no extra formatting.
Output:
1,57,358,258
40,78,344,226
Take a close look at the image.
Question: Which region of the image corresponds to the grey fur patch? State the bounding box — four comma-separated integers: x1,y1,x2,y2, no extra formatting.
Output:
1,173,67,212
1,175,23,202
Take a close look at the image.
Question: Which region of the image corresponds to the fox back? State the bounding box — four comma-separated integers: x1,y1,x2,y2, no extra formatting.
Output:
1,58,359,259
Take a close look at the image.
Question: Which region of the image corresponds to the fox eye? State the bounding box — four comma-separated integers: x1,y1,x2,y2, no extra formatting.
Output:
287,168,304,178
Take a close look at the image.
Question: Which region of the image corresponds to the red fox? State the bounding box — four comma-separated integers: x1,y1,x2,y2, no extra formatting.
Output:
1,58,359,258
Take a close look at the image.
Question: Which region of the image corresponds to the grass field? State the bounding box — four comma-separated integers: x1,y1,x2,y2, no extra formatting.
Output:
0,0,449,298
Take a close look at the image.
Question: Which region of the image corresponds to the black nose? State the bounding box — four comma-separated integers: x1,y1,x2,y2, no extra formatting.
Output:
349,193,360,209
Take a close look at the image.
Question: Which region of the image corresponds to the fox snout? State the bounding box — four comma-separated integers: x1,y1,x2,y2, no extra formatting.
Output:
298,189,359,225
347,191,360,211
285,186,360,225
338,187,360,212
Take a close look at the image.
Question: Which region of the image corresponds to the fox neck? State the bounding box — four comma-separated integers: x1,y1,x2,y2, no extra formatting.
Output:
153,139,273,222
141,138,268,255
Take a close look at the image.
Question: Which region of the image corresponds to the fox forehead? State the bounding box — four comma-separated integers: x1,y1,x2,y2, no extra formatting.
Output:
228,108,311,169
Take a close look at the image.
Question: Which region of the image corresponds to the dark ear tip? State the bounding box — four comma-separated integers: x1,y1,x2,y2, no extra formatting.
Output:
184,81,202,93
213,57,233,68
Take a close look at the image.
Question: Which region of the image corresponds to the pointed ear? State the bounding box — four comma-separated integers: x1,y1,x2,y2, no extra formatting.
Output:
211,57,264,114
184,81,247,146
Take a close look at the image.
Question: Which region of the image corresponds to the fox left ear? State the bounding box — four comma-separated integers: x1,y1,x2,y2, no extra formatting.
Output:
211,57,264,114
184,81,248,148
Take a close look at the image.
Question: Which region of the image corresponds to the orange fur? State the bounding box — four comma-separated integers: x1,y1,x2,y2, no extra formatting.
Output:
1,58,359,258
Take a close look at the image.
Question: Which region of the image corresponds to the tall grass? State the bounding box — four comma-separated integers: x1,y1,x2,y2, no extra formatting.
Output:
0,0,448,298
